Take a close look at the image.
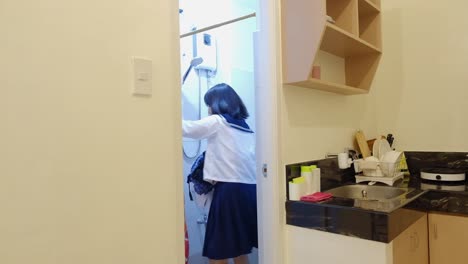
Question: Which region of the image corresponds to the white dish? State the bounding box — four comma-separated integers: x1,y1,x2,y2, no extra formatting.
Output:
364,156,379,162
372,138,392,160
362,167,385,177
359,157,385,177
382,151,403,163
355,173,404,186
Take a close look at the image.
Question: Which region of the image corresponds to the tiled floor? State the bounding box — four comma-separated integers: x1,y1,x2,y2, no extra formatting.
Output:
188,248,258,264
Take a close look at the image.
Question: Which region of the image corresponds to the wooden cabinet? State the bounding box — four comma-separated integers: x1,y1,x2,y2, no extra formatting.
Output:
393,214,429,264
429,213,468,264
281,0,382,95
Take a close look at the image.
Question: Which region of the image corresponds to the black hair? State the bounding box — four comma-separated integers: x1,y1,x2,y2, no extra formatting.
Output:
204,83,249,120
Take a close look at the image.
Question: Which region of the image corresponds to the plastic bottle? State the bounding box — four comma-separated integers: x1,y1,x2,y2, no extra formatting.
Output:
301,165,317,194
289,176,306,201
312,168,321,192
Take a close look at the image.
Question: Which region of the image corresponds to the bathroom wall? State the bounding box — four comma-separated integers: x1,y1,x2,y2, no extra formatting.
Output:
180,0,257,262
0,1,184,263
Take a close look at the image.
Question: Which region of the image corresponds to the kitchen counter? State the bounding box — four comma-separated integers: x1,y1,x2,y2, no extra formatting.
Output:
403,151,468,215
286,175,468,243
404,176,468,215
285,153,468,243
286,198,426,243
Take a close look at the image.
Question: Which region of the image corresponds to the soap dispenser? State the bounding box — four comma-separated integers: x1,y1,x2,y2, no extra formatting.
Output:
301,165,320,194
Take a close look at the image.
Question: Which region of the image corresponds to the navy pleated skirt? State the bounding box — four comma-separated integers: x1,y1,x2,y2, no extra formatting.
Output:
202,182,258,260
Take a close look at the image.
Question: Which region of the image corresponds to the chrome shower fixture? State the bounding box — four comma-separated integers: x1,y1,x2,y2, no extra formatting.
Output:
182,57,204,84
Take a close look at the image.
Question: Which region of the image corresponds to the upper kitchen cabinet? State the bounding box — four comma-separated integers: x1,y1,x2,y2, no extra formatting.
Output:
281,0,382,95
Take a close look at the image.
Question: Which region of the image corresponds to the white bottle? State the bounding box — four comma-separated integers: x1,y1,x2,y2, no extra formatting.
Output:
312,168,321,192
301,165,316,195
288,181,306,201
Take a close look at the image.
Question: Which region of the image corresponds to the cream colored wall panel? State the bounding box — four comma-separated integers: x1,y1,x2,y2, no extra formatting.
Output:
0,0,184,263
371,1,468,151
286,226,393,264
281,84,377,164
281,2,468,264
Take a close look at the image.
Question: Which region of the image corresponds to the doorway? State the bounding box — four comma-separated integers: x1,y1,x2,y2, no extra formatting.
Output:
179,0,259,263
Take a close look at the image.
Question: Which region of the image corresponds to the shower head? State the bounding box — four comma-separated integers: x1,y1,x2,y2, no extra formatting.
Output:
190,57,203,67
182,57,204,85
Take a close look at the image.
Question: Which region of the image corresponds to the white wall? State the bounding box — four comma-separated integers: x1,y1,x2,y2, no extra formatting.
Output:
281,85,377,164
280,52,378,264
0,1,184,264
280,0,468,163
286,226,393,264
370,0,468,151
281,1,468,263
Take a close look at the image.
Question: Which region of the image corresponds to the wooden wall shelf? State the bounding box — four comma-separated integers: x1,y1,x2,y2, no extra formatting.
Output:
281,0,383,95
358,0,380,16
321,23,381,57
290,78,368,95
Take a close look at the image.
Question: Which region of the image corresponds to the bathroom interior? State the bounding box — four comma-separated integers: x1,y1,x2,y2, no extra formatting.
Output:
179,0,258,262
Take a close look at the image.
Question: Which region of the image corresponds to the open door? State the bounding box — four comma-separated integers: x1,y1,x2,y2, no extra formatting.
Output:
254,0,284,263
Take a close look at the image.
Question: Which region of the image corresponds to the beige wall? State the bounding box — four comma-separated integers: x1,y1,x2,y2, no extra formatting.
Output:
281,39,376,164
372,0,468,151
286,226,393,264
282,1,468,263
280,34,378,264
281,0,468,165
0,1,183,264
281,84,376,164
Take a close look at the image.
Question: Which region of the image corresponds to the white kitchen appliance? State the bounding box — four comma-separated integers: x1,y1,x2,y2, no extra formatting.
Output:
420,168,466,182
420,182,466,192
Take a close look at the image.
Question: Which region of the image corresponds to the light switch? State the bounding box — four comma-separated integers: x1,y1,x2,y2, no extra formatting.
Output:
132,57,152,96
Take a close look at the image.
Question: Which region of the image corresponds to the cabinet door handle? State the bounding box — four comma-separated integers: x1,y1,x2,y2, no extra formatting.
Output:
414,232,419,249
410,234,416,251
433,223,438,240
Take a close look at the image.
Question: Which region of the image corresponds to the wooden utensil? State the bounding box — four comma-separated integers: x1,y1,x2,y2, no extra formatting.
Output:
355,130,371,158
367,138,376,152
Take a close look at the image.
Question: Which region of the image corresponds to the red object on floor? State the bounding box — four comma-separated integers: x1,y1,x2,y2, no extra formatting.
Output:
185,222,189,264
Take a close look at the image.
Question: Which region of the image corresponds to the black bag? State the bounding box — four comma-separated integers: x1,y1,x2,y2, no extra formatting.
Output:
187,151,214,200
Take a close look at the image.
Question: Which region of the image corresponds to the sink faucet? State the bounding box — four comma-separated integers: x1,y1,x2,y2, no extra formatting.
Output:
361,190,368,198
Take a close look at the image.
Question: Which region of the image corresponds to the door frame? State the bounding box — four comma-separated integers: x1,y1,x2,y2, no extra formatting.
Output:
175,0,284,262
254,0,284,263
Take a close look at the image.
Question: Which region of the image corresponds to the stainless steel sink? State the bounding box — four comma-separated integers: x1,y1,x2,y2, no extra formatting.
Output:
324,184,427,213
327,185,410,201
325,184,425,212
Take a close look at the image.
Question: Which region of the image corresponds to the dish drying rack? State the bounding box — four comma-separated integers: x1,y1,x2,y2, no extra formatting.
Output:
354,158,405,186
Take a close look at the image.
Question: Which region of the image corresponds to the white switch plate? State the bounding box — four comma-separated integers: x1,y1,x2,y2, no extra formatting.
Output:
131,57,152,96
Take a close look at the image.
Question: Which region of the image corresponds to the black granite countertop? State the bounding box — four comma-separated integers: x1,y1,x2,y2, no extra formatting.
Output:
403,176,468,215
286,176,427,243
285,152,468,243
403,151,468,215
286,175,468,243
286,199,426,243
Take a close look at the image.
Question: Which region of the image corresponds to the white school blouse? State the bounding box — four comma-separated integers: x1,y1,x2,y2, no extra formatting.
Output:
182,115,256,184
